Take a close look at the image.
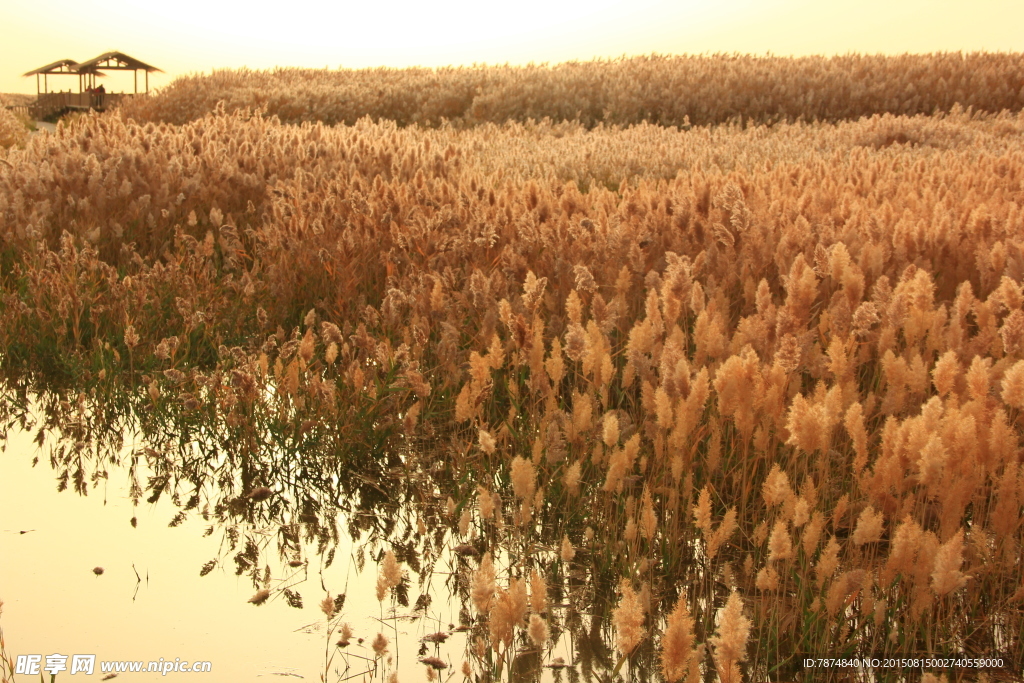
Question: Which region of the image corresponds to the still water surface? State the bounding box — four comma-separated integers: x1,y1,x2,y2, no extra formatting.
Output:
0,421,483,681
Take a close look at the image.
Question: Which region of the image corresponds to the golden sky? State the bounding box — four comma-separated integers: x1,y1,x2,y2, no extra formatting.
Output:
3,0,1023,94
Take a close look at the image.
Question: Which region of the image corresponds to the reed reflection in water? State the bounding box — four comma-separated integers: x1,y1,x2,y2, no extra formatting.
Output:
0,403,598,683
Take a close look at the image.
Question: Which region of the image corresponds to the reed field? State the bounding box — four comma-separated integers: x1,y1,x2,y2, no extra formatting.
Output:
0,97,29,151
1,54,1024,682
117,53,1024,128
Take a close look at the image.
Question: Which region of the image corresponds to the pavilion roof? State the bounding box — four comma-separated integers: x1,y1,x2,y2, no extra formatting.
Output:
23,52,163,79
22,59,81,77
74,52,162,73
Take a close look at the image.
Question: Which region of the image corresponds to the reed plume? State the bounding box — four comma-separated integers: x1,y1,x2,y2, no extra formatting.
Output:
613,580,645,657
709,591,750,683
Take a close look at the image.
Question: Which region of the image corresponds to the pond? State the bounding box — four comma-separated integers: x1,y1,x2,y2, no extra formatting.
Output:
0,401,598,683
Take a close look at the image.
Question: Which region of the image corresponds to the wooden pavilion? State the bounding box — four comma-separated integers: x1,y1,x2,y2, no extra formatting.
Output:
73,52,162,94
22,59,83,96
21,52,162,120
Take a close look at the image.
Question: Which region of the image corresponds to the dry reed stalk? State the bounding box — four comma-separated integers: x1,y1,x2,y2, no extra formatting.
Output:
709,591,750,683
530,569,547,614
613,580,645,657
528,614,549,647
660,592,702,683
372,632,389,658
471,552,497,615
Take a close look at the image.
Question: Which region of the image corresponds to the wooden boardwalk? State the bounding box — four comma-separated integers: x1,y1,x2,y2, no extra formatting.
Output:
4,104,30,118
15,92,130,121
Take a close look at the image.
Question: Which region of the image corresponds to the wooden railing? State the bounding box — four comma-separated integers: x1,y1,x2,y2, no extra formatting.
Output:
29,93,70,121
27,92,132,121
4,105,30,118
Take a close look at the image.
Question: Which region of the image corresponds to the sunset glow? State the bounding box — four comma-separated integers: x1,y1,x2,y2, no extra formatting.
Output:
3,0,1023,94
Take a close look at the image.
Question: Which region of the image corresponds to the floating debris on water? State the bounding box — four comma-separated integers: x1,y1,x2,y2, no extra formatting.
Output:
246,486,273,502
420,657,447,670
451,543,479,557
